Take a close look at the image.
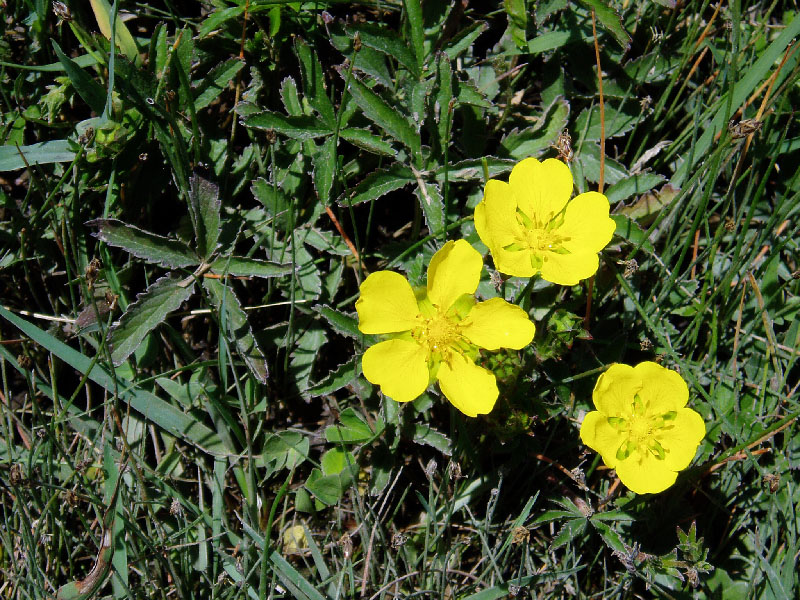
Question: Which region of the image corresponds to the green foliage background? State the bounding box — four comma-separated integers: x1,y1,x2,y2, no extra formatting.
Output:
1,0,799,598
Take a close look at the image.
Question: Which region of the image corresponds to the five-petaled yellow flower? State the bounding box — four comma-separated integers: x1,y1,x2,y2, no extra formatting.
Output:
474,157,616,285
580,362,706,494
356,240,536,417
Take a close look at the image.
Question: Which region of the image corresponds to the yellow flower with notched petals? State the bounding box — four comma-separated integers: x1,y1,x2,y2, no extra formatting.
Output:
580,362,706,494
356,239,536,417
474,157,616,285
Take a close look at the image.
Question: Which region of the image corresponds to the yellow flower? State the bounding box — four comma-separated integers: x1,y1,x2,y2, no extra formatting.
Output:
580,362,706,494
474,157,616,285
355,239,536,417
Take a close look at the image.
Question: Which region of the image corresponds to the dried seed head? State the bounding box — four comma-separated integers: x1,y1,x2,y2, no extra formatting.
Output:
391,531,408,549
510,526,529,545
352,32,362,53
728,117,763,139
424,458,437,479
64,489,79,507
724,217,736,232
553,130,573,162
339,533,353,559
763,473,780,493
265,128,277,145
447,460,462,481
16,354,33,370
791,270,800,280
170,498,183,516
623,259,638,278
640,338,653,351
9,463,24,485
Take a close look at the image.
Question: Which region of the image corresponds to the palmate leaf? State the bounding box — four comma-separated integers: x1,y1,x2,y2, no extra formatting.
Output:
110,274,196,365
203,278,268,383
87,218,199,268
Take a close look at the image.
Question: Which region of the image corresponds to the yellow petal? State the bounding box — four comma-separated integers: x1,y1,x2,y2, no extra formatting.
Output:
509,158,573,226
539,249,600,286
634,361,690,412
592,364,641,416
462,297,535,350
489,245,537,278
558,192,616,254
475,179,521,248
580,411,624,469
614,452,678,494
356,271,420,334
656,407,705,470
437,352,498,417
362,339,429,403
427,240,482,310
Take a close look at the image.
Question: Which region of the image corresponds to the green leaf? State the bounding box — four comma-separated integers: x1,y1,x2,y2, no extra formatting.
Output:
242,111,332,140
443,21,487,60
51,41,106,114
203,278,269,383
209,256,294,279
415,180,444,238
403,0,425,71
413,424,452,455
294,38,336,126
320,448,356,478
197,6,245,38
501,96,569,159
304,468,342,506
340,72,420,156
312,136,336,205
504,0,528,49
89,0,141,64
0,140,75,171
573,142,627,185
347,23,418,76
0,306,227,455
339,128,395,156
313,305,366,339
87,218,199,268
258,431,309,473
605,172,665,204
574,0,631,51
611,215,655,253
325,407,384,443
339,165,416,206
194,58,244,111
305,357,359,397
435,157,516,183
110,274,195,365
575,99,642,141
189,174,222,260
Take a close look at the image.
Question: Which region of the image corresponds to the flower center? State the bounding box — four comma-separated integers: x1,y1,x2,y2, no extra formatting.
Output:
609,395,676,462
413,312,461,358
523,227,563,252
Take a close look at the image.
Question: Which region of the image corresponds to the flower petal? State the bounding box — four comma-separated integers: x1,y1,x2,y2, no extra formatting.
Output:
356,271,420,334
539,249,600,285
558,192,616,254
437,352,498,417
427,240,482,310
634,361,690,412
509,158,573,226
580,411,624,469
475,179,521,249
656,407,705,471
462,297,535,350
362,339,429,403
488,245,537,278
614,452,678,494
592,364,641,417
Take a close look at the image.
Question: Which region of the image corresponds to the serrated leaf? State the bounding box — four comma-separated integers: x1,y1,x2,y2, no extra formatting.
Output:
611,215,654,253
413,424,452,455
605,172,665,204
504,0,528,49
194,58,244,111
550,517,587,551
434,158,516,183
52,41,106,114
305,357,359,397
339,165,416,206
294,38,336,126
325,407,383,443
189,174,221,259
0,140,75,171
279,76,303,116
443,21,487,60
110,274,195,365
346,23,418,76
501,97,569,159
197,5,245,38
339,128,394,156
242,111,332,140
340,72,420,157
312,136,336,205
415,179,444,238
575,99,642,141
291,324,327,393
402,0,425,71
209,256,294,279
87,218,198,268
203,278,268,383
314,305,365,339
574,0,631,51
